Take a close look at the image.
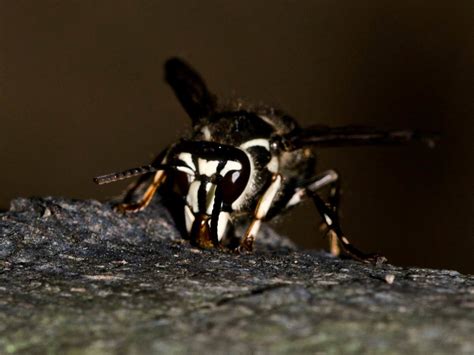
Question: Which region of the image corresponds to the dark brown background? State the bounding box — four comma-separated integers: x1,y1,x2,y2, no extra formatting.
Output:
0,1,472,272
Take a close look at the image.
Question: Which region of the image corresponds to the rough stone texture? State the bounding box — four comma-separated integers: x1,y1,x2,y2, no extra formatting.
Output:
0,197,473,354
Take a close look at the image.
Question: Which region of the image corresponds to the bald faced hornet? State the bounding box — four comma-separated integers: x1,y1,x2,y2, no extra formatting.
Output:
94,58,437,264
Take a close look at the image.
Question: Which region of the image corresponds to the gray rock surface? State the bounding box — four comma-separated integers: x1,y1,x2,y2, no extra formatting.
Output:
0,197,473,354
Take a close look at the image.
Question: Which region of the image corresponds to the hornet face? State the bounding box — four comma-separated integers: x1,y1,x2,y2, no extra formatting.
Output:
167,140,252,248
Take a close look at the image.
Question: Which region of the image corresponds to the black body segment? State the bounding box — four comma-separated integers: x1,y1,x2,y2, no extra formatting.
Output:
279,125,438,151
165,58,217,124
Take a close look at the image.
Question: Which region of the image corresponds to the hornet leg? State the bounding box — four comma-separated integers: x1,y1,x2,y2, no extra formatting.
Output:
311,191,386,265
238,174,283,252
115,148,171,213
283,170,340,255
115,169,167,213
306,171,341,256
284,170,385,264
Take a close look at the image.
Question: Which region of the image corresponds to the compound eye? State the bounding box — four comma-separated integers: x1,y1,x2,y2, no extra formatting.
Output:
171,170,190,196
221,170,247,204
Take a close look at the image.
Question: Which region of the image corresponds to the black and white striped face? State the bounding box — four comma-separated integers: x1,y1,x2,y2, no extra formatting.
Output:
168,140,255,246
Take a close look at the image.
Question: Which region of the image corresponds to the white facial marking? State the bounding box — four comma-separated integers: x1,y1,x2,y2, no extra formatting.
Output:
219,160,242,176
240,138,270,151
205,183,217,215
187,180,201,213
176,166,194,175
197,158,206,175
198,158,220,177
256,174,282,219
240,138,278,173
342,237,349,244
231,152,255,211
178,152,195,170
217,212,230,241
184,205,195,233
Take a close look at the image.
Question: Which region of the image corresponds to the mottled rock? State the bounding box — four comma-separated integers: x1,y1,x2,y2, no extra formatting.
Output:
0,197,473,354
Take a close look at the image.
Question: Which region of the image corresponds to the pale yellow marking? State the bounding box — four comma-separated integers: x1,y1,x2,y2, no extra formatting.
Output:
329,231,341,256
255,174,282,219
240,174,282,250
184,205,195,233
